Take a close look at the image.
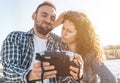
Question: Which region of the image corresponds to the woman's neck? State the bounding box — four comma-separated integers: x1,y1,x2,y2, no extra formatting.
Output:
68,43,76,52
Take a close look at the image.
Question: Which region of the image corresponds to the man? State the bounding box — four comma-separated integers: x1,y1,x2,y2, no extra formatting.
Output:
1,1,83,83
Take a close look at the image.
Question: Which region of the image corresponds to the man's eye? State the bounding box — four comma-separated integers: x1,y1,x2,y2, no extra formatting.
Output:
42,14,47,17
51,16,55,21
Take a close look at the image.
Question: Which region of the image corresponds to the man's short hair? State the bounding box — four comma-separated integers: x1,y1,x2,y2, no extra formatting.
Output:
35,1,56,13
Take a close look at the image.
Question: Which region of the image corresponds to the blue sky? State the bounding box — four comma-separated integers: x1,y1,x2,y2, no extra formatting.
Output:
0,0,120,50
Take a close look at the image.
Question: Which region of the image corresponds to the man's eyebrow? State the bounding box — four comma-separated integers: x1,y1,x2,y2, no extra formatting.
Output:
40,12,56,17
53,14,56,17
40,12,48,15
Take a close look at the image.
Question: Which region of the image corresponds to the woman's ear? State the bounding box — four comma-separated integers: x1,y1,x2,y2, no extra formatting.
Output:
32,12,36,20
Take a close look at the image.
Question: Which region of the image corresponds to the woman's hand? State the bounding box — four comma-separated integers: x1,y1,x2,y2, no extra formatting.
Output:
53,11,67,28
69,53,84,81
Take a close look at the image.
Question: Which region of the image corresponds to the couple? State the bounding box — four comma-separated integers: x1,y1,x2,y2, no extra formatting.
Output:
1,1,117,83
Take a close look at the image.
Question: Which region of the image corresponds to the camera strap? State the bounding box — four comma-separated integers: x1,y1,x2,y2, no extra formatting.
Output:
41,62,44,83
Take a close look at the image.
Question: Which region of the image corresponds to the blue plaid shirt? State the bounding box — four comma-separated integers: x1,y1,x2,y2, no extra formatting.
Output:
1,29,79,83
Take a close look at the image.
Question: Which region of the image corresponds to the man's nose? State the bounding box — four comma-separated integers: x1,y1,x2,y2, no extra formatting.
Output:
45,17,51,23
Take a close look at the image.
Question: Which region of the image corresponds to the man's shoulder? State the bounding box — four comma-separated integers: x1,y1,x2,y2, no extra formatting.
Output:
4,30,33,44
7,31,26,38
7,29,33,38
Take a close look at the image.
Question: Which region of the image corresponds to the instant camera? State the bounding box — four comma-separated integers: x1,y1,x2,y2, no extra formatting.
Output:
36,51,76,76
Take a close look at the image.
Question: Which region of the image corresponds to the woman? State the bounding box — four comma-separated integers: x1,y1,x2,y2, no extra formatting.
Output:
54,11,117,83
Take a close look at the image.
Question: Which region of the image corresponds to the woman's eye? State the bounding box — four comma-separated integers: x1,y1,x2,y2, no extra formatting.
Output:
68,30,72,33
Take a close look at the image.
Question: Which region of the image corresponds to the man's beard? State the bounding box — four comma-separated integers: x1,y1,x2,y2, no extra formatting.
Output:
35,21,53,35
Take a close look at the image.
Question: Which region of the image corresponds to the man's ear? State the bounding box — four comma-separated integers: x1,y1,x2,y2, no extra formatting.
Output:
32,12,36,20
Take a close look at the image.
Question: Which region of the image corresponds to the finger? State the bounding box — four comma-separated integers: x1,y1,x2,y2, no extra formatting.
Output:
69,66,79,73
53,11,67,27
79,69,83,79
33,62,50,68
74,53,84,68
70,70,78,80
73,58,83,79
44,70,57,79
32,67,42,73
43,65,55,71
31,66,56,80
74,53,83,64
29,70,42,81
42,62,52,67
73,59,79,67
44,75,56,79
73,59,83,69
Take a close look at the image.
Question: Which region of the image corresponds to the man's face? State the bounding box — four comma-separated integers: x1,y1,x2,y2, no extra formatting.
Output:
33,5,56,36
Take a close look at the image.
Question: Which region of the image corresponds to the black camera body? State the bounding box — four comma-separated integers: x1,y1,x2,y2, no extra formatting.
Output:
36,51,76,76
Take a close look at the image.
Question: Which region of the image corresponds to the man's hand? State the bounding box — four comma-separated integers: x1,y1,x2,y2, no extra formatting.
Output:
28,62,57,81
53,11,67,28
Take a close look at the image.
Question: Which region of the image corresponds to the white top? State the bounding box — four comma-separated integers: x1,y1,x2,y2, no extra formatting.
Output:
29,34,49,83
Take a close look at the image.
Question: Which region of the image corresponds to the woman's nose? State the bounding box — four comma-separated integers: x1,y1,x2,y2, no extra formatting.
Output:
62,30,67,36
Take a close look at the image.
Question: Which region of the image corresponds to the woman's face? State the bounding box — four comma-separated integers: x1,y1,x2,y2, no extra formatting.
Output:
61,20,77,44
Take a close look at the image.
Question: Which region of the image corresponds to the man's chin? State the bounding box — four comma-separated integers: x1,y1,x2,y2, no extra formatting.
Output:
40,30,52,36
44,25,52,29
40,32,48,36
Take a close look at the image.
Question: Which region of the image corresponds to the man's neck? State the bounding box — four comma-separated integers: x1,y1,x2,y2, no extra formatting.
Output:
36,33,49,39
34,29,49,39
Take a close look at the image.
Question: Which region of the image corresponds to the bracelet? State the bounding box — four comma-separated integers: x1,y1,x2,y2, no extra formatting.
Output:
26,70,34,83
79,75,83,80
76,75,83,82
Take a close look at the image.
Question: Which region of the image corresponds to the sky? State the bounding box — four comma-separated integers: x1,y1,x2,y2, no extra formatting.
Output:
0,0,120,50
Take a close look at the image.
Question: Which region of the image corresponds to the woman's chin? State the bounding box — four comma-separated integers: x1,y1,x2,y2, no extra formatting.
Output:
62,40,68,44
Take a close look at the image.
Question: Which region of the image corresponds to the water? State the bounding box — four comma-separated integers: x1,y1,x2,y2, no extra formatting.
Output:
105,59,120,78
0,59,120,81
